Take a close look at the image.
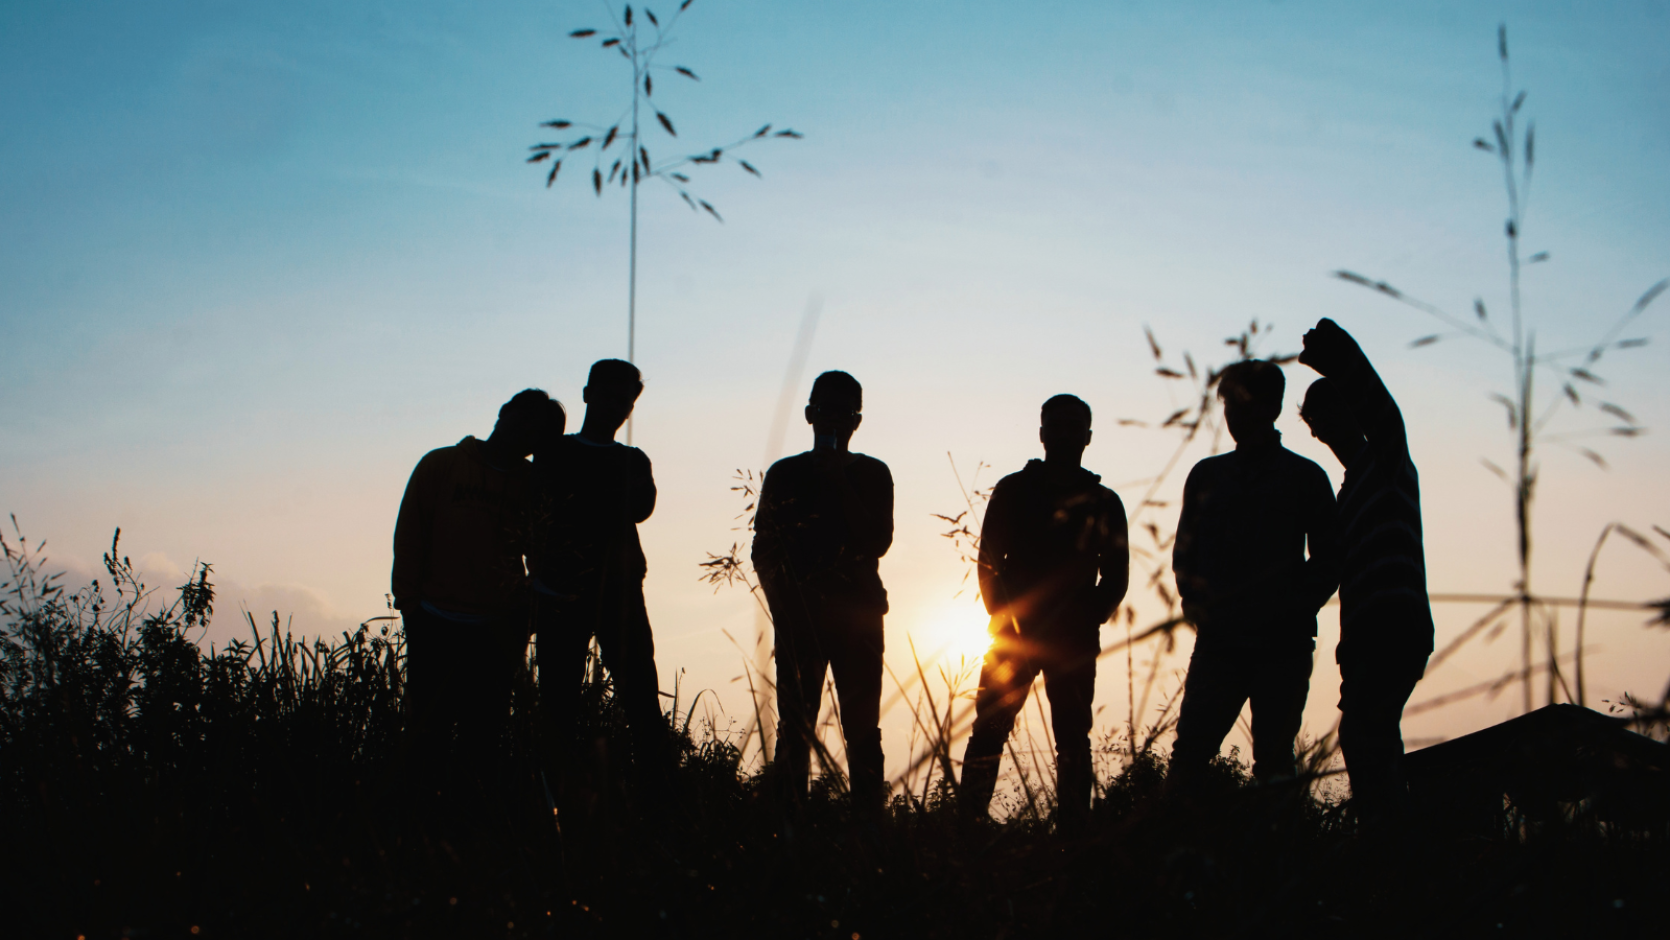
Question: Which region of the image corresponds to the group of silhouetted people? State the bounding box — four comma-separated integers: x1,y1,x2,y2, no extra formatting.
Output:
393,360,669,807
391,318,1434,827
1164,318,1433,822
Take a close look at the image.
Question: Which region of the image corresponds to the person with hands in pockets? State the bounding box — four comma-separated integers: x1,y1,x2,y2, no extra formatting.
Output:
752,371,894,810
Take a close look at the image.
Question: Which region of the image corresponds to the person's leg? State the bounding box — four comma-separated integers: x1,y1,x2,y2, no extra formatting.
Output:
827,610,886,806
773,608,829,802
403,605,440,739
1247,645,1315,783
595,578,669,786
1168,646,1252,788
533,591,597,825
410,610,507,803
455,613,531,768
1339,647,1427,820
402,605,456,798
961,625,1040,818
446,614,530,811
1041,631,1098,825
534,592,594,757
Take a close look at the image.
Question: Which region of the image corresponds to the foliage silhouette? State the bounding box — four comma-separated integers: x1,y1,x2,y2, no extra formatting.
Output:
529,0,803,375
1332,24,1667,714
5,522,1665,937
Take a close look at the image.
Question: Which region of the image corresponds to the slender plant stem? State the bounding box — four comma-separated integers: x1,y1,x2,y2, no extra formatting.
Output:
1332,27,1663,716
629,66,639,367
626,42,641,445
1518,335,1533,712
1573,524,1615,708
1498,43,1536,714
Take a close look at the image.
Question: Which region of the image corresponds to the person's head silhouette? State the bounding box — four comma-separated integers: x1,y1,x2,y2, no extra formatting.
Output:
1299,378,1365,463
580,359,643,443
532,398,568,462
1040,394,1093,469
805,370,862,452
1217,360,1284,445
487,388,551,461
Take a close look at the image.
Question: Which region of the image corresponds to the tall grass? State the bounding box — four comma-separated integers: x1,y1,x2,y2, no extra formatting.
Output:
1334,25,1668,714
6,528,1666,937
5,518,1667,939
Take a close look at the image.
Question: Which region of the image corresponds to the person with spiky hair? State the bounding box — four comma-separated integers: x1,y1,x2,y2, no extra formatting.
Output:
1168,360,1338,789
392,387,550,798
530,359,668,796
959,394,1129,825
1299,318,1435,822
752,370,894,808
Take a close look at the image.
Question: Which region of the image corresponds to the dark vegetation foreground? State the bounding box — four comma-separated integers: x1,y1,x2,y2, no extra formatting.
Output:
3,539,1665,940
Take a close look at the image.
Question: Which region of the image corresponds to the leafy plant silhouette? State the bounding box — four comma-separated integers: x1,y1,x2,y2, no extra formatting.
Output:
528,1,802,372
1333,25,1666,714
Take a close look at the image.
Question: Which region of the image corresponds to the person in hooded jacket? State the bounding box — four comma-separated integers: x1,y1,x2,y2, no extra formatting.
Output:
959,394,1129,823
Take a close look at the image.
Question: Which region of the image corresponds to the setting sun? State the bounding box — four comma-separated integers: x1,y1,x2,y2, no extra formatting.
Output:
908,598,995,670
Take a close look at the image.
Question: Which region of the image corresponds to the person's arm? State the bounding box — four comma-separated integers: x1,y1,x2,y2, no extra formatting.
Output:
1301,318,1408,458
977,481,1014,616
628,448,657,524
750,463,790,604
848,460,894,560
1172,463,1209,612
390,450,441,610
1298,464,1340,614
1092,490,1131,623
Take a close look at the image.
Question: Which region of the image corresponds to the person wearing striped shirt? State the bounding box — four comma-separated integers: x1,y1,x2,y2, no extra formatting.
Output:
1299,318,1435,822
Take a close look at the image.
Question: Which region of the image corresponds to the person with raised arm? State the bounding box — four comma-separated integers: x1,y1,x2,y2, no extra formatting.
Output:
1298,318,1435,822
959,394,1129,825
752,371,894,808
1168,360,1338,788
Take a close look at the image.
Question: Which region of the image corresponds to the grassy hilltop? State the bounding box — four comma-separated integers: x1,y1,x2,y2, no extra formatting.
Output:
3,530,1666,939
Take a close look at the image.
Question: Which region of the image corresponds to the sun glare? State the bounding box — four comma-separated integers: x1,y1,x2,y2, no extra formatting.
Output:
908,599,994,670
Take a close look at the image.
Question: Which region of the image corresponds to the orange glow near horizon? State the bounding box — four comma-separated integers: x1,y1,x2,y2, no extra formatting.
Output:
906,597,995,675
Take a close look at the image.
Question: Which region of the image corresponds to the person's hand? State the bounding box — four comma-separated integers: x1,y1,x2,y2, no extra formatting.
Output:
1299,317,1358,375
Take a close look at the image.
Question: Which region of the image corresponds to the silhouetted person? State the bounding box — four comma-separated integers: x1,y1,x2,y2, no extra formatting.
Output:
753,371,894,807
1299,318,1434,822
392,388,549,799
960,395,1129,824
527,396,571,599
1169,361,1337,787
528,360,667,794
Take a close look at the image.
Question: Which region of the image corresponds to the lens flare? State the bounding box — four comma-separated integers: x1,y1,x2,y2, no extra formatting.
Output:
908,599,993,668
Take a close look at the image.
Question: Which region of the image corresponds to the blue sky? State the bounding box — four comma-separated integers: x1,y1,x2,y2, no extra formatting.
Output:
3,0,1668,774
